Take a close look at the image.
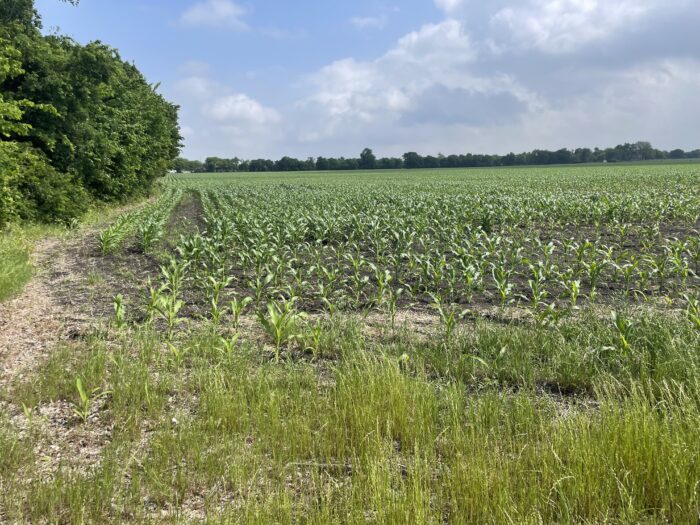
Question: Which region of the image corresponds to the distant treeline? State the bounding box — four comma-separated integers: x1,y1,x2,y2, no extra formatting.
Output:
0,0,180,227
175,142,700,173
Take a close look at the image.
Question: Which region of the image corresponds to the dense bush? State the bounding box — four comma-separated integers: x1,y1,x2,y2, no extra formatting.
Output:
0,141,88,224
0,0,180,227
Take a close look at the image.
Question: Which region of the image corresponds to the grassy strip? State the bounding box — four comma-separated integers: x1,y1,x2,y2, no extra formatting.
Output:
1,312,699,523
0,230,34,302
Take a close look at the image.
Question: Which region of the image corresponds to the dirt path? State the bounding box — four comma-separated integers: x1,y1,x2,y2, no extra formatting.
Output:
0,237,70,388
0,203,156,389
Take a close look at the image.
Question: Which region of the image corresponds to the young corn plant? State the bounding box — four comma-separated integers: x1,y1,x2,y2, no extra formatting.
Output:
72,378,107,424
582,255,607,303
491,262,513,309
113,293,127,330
618,256,640,297
168,342,189,367
250,273,274,306
385,286,404,331
429,292,469,348
687,237,700,276
144,280,166,325
646,249,670,294
535,302,563,328
137,220,163,253
369,264,393,308
304,318,324,360
527,263,549,311
558,270,581,312
257,297,308,363
322,297,338,318
684,295,700,330
204,274,232,326
98,226,121,255
21,403,35,425
611,311,634,354
461,264,481,303
219,334,240,357
669,241,691,287
229,295,253,330
157,294,186,340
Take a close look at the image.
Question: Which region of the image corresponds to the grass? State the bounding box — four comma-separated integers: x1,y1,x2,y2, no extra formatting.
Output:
0,230,34,302
1,309,699,523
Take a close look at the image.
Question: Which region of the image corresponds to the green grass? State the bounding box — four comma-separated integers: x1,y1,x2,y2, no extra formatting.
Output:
0,231,33,302
2,310,699,523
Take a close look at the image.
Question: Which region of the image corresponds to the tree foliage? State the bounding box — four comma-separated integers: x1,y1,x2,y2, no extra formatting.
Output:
174,142,699,174
0,0,180,227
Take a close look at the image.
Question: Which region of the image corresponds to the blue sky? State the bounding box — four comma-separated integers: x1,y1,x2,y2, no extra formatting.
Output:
36,0,700,160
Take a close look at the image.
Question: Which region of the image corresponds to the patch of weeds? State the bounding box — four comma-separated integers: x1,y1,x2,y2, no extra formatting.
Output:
7,341,108,408
86,270,104,286
0,234,32,302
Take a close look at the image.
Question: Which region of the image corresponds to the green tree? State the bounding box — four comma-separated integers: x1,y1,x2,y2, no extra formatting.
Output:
0,0,180,227
402,152,423,169
359,148,376,170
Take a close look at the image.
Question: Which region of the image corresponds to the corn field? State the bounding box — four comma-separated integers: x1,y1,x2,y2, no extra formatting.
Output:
127,165,700,336
6,163,698,523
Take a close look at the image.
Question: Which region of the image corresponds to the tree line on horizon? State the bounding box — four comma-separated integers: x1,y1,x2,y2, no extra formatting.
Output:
175,142,700,173
0,0,181,227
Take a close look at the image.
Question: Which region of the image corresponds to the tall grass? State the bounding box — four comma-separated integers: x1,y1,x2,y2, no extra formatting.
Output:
0,233,32,302
1,311,699,523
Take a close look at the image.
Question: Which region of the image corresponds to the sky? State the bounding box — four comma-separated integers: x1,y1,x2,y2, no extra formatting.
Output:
36,0,700,160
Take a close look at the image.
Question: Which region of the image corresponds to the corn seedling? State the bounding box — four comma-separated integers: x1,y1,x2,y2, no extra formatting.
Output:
229,295,253,330
157,294,186,340
168,342,189,367
685,295,700,329
429,292,469,347
113,293,126,329
257,297,308,362
21,403,35,425
98,227,121,255
611,311,634,353
304,318,324,359
219,334,240,357
72,378,106,424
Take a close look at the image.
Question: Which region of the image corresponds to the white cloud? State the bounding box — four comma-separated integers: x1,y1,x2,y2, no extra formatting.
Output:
491,0,652,53
204,94,281,126
288,58,700,157
180,0,248,30
435,0,692,54
350,15,387,30
504,59,700,151
434,0,464,13
170,64,286,158
387,20,475,64
301,19,535,140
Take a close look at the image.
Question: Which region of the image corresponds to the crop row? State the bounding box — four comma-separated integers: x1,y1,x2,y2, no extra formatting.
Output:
98,188,183,255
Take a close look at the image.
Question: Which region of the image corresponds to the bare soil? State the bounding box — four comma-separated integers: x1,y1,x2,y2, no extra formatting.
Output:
0,193,208,389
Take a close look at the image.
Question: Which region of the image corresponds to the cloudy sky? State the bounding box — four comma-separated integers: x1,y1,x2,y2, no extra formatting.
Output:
36,0,700,160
